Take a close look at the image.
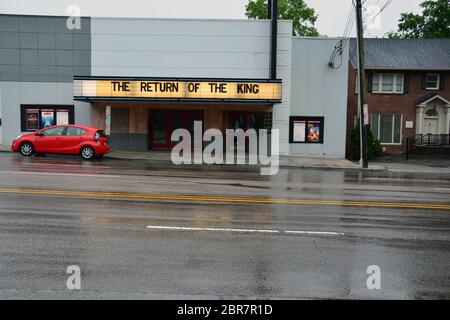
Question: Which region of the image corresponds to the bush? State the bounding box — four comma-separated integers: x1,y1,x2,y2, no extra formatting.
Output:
349,125,382,161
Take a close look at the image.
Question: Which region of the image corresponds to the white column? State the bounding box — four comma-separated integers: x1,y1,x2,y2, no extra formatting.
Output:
416,105,425,135
105,106,111,136
445,105,450,135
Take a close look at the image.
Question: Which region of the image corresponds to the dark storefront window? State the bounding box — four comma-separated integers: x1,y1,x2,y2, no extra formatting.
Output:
229,112,272,132
21,105,74,132
289,116,324,144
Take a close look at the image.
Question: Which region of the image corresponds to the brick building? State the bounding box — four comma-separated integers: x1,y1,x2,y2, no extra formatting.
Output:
347,38,450,156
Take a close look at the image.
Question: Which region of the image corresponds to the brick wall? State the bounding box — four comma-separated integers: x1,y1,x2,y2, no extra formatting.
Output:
346,63,450,156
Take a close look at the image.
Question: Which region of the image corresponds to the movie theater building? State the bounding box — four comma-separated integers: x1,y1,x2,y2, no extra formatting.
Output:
0,14,349,158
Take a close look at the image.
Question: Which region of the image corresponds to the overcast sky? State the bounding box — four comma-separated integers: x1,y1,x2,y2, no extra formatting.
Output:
0,0,424,37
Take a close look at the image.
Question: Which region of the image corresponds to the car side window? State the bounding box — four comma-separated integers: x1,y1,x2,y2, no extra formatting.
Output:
41,126,65,136
66,127,87,136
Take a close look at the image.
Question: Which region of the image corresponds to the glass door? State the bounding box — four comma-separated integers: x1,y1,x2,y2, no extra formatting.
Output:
149,110,168,149
169,111,185,148
149,110,204,149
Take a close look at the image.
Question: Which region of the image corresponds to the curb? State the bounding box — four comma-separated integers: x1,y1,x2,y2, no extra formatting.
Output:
1,149,388,172
104,154,387,172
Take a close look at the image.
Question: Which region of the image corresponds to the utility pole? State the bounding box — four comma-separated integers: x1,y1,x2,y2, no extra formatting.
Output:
355,0,368,168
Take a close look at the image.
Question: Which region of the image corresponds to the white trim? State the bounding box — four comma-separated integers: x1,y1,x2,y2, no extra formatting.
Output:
416,94,450,107
373,113,403,144
425,73,440,90
372,73,404,94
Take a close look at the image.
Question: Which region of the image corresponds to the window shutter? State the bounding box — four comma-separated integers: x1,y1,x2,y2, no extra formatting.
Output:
403,73,409,94
439,73,446,90
367,72,373,93
421,74,427,90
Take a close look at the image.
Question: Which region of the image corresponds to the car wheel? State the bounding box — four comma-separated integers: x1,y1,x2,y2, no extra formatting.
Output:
20,142,34,157
80,146,95,160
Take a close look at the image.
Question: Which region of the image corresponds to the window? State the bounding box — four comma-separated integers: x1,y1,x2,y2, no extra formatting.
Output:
41,126,65,136
20,105,74,132
66,127,86,136
372,73,404,94
371,113,402,144
425,109,439,117
425,73,440,90
289,117,325,144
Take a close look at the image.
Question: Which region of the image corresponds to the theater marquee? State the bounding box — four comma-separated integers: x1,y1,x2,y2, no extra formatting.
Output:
73,77,282,103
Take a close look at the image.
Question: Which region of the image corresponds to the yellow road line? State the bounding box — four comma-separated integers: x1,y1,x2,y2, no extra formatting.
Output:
0,188,449,210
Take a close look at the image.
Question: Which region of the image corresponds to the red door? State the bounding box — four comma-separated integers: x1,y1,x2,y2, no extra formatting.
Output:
149,110,204,149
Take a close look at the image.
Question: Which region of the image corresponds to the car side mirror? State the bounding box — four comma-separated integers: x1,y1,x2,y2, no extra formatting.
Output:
35,132,43,136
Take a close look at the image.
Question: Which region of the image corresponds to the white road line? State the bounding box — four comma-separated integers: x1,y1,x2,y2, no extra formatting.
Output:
0,170,120,178
146,225,345,236
434,188,450,192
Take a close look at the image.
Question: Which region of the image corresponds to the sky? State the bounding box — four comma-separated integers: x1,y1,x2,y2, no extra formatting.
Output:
0,0,424,37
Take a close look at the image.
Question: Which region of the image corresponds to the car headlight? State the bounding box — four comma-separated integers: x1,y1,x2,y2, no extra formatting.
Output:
15,135,23,140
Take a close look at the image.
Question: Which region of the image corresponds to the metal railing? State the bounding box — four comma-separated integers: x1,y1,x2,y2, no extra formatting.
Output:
406,134,450,160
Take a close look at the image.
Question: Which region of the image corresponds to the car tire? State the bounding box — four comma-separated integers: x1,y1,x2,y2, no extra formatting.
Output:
80,146,95,160
19,142,34,157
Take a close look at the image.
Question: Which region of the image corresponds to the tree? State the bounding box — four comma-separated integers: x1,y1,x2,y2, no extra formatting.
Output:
349,125,382,161
245,0,320,37
387,0,450,39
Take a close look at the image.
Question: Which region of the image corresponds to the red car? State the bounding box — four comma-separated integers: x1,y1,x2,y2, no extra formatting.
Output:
11,125,109,160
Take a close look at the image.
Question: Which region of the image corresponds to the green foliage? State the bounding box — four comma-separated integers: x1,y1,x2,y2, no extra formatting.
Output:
245,0,320,37
387,0,450,38
349,124,382,161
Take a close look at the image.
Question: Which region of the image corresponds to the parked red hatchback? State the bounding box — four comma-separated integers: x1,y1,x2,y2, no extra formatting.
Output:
11,125,109,160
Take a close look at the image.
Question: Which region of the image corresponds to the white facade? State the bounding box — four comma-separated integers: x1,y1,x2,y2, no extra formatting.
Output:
0,82,80,145
87,17,293,155
290,37,349,158
0,15,349,159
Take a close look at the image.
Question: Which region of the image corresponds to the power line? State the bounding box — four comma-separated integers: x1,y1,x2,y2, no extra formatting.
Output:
329,1,358,69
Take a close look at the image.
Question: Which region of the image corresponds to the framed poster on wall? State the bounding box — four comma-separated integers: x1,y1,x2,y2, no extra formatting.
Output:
25,109,39,131
20,105,75,132
289,116,324,144
56,109,70,125
292,120,306,142
40,110,55,128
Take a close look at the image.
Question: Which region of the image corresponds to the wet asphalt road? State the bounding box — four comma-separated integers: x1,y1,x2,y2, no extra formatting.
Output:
0,152,449,299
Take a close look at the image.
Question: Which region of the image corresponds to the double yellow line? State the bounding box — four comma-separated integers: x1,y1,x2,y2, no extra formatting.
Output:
0,188,449,210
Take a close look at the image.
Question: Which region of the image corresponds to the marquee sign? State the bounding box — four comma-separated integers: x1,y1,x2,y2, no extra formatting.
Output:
73,77,282,103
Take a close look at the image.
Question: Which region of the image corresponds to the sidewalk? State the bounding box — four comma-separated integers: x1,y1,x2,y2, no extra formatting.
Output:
371,154,450,174
3,143,449,172
0,144,11,152
104,149,386,171
0,144,384,171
